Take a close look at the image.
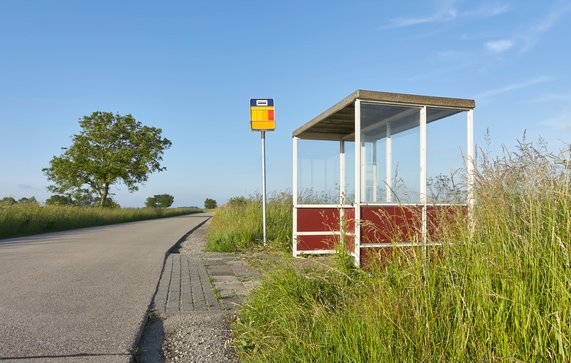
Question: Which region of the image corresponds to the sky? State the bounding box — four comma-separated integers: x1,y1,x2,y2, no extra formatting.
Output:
0,0,570,207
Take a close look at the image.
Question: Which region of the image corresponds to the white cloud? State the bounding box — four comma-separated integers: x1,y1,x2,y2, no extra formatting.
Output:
389,0,458,27
388,1,510,28
485,39,514,53
466,3,511,17
435,49,466,58
17,183,38,191
535,92,571,137
521,2,571,52
541,109,571,134
477,76,553,101
534,92,571,103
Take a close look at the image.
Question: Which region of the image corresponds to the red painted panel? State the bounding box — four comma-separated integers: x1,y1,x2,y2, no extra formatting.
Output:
297,208,340,232
343,235,355,253
426,205,467,241
297,235,339,251
361,247,412,268
361,206,423,243
360,245,444,269
342,208,355,231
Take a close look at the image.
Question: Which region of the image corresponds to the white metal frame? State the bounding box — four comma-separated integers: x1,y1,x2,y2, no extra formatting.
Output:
385,122,392,202
292,136,298,256
354,99,362,267
292,99,474,266
467,109,475,235
420,106,428,257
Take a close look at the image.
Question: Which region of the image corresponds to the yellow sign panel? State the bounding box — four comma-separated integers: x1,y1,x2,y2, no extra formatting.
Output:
250,99,275,131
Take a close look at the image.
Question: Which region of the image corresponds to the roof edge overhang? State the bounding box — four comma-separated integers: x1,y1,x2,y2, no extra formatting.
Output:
292,89,476,139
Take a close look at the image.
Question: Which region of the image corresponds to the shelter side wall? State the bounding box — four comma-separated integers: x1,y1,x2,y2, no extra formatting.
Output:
361,205,467,244
294,207,354,254
294,205,466,259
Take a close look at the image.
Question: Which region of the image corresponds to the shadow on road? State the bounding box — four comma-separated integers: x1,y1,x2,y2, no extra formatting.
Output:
137,316,165,363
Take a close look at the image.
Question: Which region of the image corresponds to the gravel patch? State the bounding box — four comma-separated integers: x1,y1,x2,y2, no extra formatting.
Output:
162,312,237,363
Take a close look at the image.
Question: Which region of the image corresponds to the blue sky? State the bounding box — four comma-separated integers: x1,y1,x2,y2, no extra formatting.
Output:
1,0,570,207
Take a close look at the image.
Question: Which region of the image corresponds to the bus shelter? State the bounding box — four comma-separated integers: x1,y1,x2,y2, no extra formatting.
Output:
292,90,475,267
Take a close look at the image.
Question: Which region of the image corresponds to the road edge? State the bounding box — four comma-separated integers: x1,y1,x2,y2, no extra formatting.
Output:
129,215,212,362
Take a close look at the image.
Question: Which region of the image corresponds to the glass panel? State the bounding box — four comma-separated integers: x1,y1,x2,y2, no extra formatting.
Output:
361,137,386,202
343,140,355,205
360,102,420,203
297,139,340,204
390,126,420,203
426,108,467,203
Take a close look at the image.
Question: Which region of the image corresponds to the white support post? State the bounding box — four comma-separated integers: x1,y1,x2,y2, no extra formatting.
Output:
354,100,362,267
340,140,345,204
385,123,392,202
466,110,475,236
339,140,346,248
372,141,377,202
361,142,366,202
419,106,427,258
292,137,299,256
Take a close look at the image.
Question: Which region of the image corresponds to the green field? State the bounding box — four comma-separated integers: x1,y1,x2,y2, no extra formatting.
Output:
209,141,571,362
0,205,202,239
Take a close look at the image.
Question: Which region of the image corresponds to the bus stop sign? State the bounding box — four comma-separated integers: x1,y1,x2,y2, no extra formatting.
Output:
250,98,275,131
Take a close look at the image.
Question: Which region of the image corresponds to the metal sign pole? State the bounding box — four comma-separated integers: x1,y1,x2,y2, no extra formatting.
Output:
250,98,273,246
261,130,267,245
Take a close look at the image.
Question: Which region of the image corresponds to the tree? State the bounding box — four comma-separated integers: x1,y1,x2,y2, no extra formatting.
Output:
45,195,74,206
0,197,17,207
17,197,39,206
204,198,217,209
145,197,156,208
0,196,39,207
145,194,174,208
43,112,172,207
92,197,120,208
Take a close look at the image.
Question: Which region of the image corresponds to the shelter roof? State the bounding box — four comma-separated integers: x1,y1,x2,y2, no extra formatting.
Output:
292,89,475,140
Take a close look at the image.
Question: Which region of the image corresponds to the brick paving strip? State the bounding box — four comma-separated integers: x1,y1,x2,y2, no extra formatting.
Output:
154,254,219,315
137,220,261,363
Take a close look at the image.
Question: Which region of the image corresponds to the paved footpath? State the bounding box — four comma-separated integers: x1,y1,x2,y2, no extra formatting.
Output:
154,254,219,315
138,220,261,363
0,213,210,363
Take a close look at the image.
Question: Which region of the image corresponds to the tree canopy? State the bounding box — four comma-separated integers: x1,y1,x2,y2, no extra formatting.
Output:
0,196,39,207
45,195,74,206
43,112,171,207
145,194,174,208
204,198,217,209
0,197,17,207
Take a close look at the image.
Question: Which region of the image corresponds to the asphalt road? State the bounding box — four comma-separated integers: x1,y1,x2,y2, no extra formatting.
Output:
0,213,210,362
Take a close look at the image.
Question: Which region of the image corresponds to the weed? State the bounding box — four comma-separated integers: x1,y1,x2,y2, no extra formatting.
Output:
233,140,571,362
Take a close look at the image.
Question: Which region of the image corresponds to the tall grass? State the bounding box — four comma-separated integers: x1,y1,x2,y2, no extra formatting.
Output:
207,192,292,252
0,205,202,239
234,141,571,362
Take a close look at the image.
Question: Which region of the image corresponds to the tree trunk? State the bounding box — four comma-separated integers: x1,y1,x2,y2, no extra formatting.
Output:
99,184,110,207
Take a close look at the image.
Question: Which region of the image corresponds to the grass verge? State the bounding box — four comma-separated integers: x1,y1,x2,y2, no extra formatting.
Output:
206,192,292,252
0,206,202,239
232,140,571,362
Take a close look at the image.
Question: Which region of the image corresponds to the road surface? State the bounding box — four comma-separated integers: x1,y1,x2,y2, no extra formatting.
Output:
0,213,210,362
